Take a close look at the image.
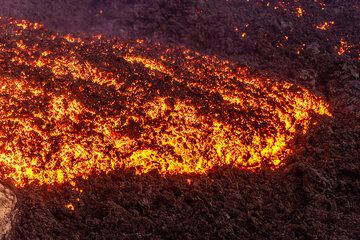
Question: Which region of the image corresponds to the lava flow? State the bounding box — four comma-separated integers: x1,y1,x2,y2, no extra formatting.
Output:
0,18,331,187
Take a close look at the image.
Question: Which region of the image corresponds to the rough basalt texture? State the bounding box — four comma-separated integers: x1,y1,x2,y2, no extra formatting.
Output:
0,184,17,240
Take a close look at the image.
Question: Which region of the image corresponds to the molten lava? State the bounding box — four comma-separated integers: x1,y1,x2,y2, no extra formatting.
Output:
316,21,335,31
0,18,331,187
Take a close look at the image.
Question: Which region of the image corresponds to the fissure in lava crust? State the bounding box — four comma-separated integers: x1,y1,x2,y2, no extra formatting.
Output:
0,18,331,187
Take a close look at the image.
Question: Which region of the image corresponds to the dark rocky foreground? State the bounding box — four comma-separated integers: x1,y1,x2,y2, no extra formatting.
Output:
0,1,359,239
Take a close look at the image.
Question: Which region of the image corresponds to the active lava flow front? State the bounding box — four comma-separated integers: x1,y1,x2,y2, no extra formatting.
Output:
0,18,331,187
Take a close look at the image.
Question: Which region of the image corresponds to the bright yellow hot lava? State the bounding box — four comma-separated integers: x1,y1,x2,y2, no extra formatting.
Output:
296,7,304,17
316,21,335,30
0,18,331,187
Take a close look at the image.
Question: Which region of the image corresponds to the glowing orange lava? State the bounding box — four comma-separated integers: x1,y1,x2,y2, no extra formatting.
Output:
316,21,334,30
337,39,353,56
0,18,331,187
296,7,304,17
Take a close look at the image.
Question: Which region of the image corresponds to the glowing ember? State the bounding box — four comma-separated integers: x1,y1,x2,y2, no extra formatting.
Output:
337,39,352,56
296,7,304,17
65,203,75,211
316,21,334,30
296,43,306,55
0,18,331,187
